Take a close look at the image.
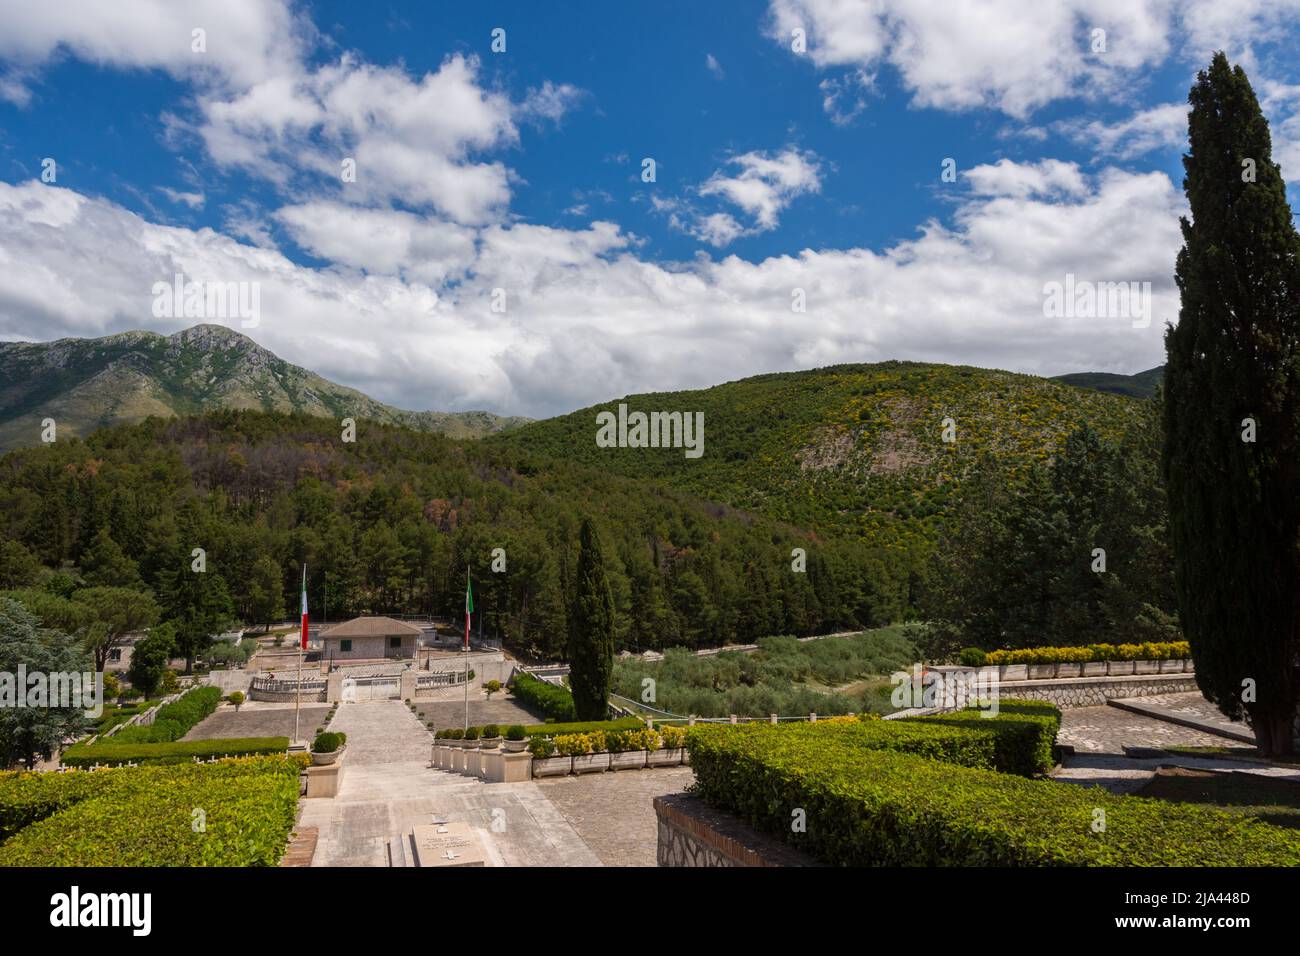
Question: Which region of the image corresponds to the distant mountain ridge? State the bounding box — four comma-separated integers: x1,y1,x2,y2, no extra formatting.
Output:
0,324,530,451
1053,366,1164,399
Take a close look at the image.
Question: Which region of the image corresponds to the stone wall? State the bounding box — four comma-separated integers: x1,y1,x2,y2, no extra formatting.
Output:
654,793,819,867
986,673,1198,708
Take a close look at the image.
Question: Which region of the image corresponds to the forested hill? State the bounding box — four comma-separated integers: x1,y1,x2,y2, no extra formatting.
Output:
0,325,529,452
487,361,1149,548
0,410,897,660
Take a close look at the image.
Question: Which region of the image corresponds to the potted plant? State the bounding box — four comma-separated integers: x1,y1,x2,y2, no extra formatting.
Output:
565,732,610,774
528,736,571,777
607,729,650,771
479,724,501,749
650,724,688,766
311,730,347,766
503,725,529,753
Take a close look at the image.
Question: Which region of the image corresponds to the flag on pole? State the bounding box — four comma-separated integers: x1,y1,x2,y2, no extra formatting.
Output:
464,570,473,650
300,565,309,650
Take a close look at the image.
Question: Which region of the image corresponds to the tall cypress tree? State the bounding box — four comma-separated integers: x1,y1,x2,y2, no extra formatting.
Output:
568,517,615,720
1164,52,1300,755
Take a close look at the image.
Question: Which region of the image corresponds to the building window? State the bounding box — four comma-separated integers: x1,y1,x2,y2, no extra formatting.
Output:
340,639,352,652
389,636,401,648
108,649,122,663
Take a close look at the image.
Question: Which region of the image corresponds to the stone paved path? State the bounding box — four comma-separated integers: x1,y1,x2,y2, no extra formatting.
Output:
1107,692,1255,743
296,700,603,867
535,766,695,866
1052,696,1300,794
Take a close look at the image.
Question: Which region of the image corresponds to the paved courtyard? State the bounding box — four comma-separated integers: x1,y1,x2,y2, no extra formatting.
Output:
291,699,696,866
183,702,331,741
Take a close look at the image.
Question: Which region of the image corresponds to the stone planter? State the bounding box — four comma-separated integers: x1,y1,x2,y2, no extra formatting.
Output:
1055,662,1082,678
572,753,610,774
1028,664,1056,680
647,748,683,767
608,750,647,771
1133,659,1159,675
1107,661,1136,676
1159,659,1185,673
503,738,528,753
311,745,344,766
999,664,1028,681
480,737,501,750
978,666,1000,682
1081,661,1107,677
531,756,572,778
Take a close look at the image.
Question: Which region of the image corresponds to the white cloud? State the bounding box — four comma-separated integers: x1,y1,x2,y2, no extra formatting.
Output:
517,80,585,124
705,54,725,79
819,69,874,125
0,166,1184,417
0,0,306,99
1058,102,1190,159
766,0,1300,118
159,187,206,210
965,159,1091,199
660,147,823,246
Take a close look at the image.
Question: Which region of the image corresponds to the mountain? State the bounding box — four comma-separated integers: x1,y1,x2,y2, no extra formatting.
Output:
487,361,1148,547
0,325,529,451
1053,366,1164,399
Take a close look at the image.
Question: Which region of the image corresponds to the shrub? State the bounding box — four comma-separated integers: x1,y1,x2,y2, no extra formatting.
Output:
228,691,245,710
0,756,306,866
61,737,290,768
553,731,605,756
658,724,687,748
311,731,345,754
449,728,464,740
958,647,987,667
686,727,1300,866
983,641,1189,666
505,725,526,741
528,737,557,758
481,724,500,740
509,673,576,722
901,699,1061,777
524,717,644,738
463,727,480,741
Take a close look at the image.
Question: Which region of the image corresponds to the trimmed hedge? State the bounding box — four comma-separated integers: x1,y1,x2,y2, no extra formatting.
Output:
0,769,110,841
983,641,1190,666
686,724,1300,866
61,737,289,768
509,672,576,722
0,755,307,866
900,699,1061,777
523,717,644,737
104,686,222,744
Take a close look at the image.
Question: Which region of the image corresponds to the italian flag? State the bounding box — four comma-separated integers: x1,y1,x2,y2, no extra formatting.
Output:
464,570,473,650
300,565,309,650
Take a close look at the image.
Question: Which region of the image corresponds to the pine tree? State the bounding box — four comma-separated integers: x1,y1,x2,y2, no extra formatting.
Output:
567,518,615,720
1164,52,1300,755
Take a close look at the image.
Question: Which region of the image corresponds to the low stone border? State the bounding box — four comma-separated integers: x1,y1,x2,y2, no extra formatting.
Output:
654,793,820,867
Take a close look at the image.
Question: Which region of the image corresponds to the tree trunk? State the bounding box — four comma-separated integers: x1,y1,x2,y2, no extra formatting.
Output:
1253,714,1297,757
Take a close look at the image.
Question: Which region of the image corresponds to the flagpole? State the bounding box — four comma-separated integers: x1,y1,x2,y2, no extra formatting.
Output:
464,567,471,732
295,564,305,746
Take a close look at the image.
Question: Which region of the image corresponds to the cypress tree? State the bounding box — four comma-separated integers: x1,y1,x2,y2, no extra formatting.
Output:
1164,52,1300,755
568,517,615,720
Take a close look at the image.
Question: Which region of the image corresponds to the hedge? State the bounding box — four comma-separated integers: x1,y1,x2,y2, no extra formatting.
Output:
0,755,307,866
61,737,289,768
106,685,222,744
900,699,1061,776
508,672,576,721
685,725,1300,866
982,641,1190,666
523,717,644,737
0,769,111,841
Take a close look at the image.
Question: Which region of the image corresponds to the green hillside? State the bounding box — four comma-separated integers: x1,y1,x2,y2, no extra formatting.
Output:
0,325,529,452
1053,366,1165,399
488,361,1149,548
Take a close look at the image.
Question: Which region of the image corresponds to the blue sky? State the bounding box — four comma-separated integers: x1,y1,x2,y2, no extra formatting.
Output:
1,1,1298,416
